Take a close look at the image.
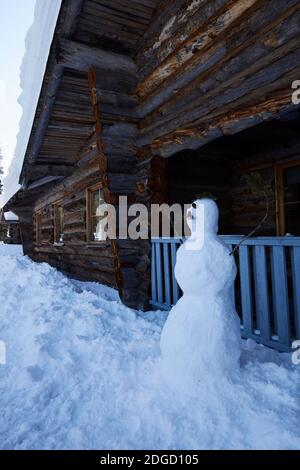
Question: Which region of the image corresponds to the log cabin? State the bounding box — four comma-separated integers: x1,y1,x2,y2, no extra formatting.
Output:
3,0,300,350
0,211,21,245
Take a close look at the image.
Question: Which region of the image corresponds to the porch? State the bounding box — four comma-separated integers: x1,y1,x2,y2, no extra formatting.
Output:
151,236,300,352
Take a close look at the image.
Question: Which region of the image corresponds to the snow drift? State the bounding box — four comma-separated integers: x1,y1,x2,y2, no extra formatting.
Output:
0,0,62,207
0,244,23,255
0,253,299,449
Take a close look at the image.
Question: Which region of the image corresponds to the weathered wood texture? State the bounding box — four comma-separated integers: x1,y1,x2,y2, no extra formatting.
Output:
74,0,159,54
86,67,151,309
136,0,300,157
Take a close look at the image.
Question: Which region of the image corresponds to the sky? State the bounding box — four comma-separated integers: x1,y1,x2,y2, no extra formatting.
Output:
0,0,36,175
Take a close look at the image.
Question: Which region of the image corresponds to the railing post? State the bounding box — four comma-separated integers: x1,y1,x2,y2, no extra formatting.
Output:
239,245,253,335
253,245,271,341
271,246,290,346
163,242,171,307
292,246,300,340
155,241,164,305
171,242,180,304
151,241,157,305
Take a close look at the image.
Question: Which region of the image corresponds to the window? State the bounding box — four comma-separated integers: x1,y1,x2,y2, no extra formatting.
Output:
53,202,64,244
87,184,107,242
276,161,300,236
35,211,42,243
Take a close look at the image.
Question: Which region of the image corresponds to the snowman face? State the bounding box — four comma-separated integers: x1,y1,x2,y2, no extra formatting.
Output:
186,202,201,235
186,199,219,237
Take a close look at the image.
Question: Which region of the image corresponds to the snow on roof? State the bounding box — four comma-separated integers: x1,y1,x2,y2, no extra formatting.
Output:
0,0,62,209
4,211,19,222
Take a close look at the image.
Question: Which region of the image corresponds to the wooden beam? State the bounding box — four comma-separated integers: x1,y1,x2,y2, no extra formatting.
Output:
26,176,64,191
138,50,300,146
57,39,138,75
24,164,75,183
147,93,296,158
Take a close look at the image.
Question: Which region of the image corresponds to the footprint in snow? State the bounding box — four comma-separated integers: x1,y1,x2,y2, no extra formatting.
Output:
27,365,44,382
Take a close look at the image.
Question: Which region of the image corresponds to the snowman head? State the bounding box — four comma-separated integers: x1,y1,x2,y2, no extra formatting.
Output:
187,198,219,237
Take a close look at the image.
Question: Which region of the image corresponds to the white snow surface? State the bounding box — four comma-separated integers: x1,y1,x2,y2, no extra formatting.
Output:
0,0,62,208
0,253,299,450
3,211,18,222
0,244,23,255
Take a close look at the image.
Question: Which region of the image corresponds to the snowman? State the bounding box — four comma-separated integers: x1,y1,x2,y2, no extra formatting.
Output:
160,199,241,386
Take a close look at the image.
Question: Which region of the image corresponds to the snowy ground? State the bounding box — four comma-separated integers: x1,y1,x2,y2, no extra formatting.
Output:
0,244,23,255
0,253,299,450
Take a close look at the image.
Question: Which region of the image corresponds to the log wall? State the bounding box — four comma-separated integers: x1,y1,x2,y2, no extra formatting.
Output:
30,65,152,310
135,0,300,157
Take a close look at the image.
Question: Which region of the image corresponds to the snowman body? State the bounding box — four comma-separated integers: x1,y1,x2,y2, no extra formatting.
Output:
160,199,241,383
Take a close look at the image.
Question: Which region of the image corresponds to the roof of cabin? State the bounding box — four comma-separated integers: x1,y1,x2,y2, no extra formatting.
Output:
18,0,159,184
4,0,300,212
3,0,160,211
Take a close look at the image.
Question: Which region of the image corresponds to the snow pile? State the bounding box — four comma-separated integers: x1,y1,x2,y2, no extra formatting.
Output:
3,212,19,221
161,199,241,385
1,0,62,207
0,245,23,255
0,254,299,450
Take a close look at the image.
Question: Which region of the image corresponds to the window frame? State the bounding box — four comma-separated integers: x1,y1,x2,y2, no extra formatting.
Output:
275,160,300,236
86,183,106,243
53,200,64,245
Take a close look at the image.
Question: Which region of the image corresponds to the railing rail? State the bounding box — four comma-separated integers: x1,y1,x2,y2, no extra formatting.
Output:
151,236,300,352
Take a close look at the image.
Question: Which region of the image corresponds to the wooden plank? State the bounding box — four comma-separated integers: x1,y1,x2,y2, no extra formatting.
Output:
291,246,300,340
228,244,235,305
151,241,157,304
171,242,180,304
271,246,290,346
155,242,164,305
253,245,271,341
163,242,171,307
220,236,300,247
58,39,138,75
239,245,253,334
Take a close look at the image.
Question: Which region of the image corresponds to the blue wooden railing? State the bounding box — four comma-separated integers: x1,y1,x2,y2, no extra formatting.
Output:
151,236,300,352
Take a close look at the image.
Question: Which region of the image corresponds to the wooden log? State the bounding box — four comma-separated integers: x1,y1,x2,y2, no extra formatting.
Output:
57,39,138,75
138,1,300,118
139,37,300,142
136,0,258,99
147,89,295,157
138,0,228,78
25,164,75,182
